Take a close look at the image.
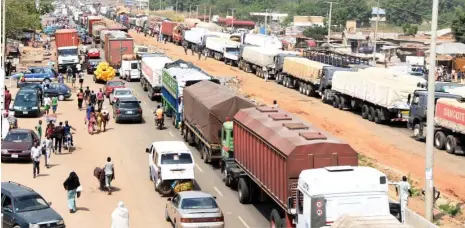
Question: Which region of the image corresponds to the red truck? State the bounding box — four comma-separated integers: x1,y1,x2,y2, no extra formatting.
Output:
161,21,183,45
103,31,134,69
55,29,79,48
87,16,102,35
55,29,80,73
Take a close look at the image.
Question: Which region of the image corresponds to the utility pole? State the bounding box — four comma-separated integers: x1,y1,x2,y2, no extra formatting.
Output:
372,0,380,65
0,0,6,139
189,5,191,18
209,6,211,23
159,0,162,11
204,5,207,22
175,0,178,13
264,9,268,35
196,5,199,20
425,0,439,222
230,8,235,29
326,2,338,45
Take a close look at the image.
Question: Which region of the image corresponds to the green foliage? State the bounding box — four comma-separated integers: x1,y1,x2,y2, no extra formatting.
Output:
303,25,327,40
402,24,418,36
438,202,462,217
452,12,465,43
5,0,48,38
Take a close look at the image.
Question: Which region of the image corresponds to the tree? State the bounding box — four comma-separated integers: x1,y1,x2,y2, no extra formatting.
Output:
402,24,418,36
5,0,43,38
303,25,327,40
452,12,465,43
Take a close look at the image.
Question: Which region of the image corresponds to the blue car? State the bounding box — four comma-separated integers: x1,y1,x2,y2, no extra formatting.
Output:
43,83,72,101
14,66,57,86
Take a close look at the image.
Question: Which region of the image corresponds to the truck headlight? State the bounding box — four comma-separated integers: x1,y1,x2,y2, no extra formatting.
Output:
31,107,38,110
29,224,40,228
1,149,8,154
57,220,64,225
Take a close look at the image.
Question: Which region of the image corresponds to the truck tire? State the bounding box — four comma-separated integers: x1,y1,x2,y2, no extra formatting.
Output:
332,95,340,108
361,104,369,119
238,178,250,204
298,83,304,94
368,106,376,122
434,131,446,150
157,181,173,196
413,123,423,141
183,127,189,142
445,135,458,154
338,97,346,110
201,144,209,163
223,168,232,187
270,209,284,228
375,108,384,124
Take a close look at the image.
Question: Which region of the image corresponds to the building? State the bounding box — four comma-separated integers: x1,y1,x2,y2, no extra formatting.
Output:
370,7,386,28
124,0,148,9
293,16,324,27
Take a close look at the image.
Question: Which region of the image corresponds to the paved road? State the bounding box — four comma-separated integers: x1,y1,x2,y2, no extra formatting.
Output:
1,70,270,227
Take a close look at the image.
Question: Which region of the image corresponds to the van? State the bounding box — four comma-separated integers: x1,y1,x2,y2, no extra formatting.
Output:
119,60,140,81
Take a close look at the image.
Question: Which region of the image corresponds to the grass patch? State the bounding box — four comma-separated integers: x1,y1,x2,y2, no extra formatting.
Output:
407,173,421,197
358,153,375,168
438,202,462,217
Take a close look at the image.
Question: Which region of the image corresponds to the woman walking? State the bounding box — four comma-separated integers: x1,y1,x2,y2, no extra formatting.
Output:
63,172,81,213
96,110,103,132
87,112,96,135
77,89,84,110
111,201,129,228
102,108,110,132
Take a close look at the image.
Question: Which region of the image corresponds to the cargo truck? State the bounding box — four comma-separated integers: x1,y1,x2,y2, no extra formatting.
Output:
242,33,283,50
218,106,394,227
317,67,356,103
55,29,80,73
182,28,208,52
161,60,220,128
204,36,241,62
91,21,106,44
331,215,409,228
87,16,102,35
239,47,299,80
140,53,173,100
161,21,177,42
182,81,255,163
135,15,147,31
103,31,134,70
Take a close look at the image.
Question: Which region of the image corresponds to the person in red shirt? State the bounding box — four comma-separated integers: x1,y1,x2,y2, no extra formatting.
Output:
97,88,105,110
4,89,11,110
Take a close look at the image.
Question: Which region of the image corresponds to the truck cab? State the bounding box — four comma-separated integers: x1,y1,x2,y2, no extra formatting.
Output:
220,120,234,163
407,89,460,140
57,46,79,72
289,166,391,228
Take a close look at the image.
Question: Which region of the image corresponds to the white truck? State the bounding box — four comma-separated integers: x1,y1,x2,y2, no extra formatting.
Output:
140,54,173,100
119,55,141,82
239,46,297,79
242,33,283,50
183,28,208,52
73,11,82,22
331,215,409,228
330,67,426,124
204,36,241,64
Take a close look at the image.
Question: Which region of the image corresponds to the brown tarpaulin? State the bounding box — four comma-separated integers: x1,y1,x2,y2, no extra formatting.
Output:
183,81,255,144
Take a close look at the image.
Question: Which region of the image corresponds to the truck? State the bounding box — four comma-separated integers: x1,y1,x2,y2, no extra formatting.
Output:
118,54,140,82
55,29,80,73
182,81,255,163
242,33,283,50
98,27,129,48
91,21,107,43
217,106,397,227
204,36,241,63
182,28,208,52
329,67,426,124
161,21,178,42
318,67,356,103
161,60,220,128
87,16,102,35
135,15,147,31
239,46,297,79
331,215,409,228
103,31,134,70
140,53,173,100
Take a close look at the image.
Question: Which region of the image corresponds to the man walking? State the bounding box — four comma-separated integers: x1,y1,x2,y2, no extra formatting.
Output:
51,95,59,114
35,120,43,141
97,88,105,110
31,141,41,178
104,157,115,195
54,122,65,153
396,176,412,224
43,135,53,168
90,90,97,108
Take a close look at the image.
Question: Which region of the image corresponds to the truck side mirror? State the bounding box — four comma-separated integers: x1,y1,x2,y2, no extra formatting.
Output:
407,94,411,104
145,148,150,153
287,197,294,209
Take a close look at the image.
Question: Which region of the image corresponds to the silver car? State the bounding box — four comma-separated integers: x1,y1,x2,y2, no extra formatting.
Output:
165,191,225,228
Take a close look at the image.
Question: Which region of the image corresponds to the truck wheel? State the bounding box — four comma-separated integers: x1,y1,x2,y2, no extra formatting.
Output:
445,135,458,154
298,83,303,94
413,124,423,141
338,97,346,110
368,106,376,122
202,145,209,163
238,178,250,204
332,96,340,108
157,181,173,196
375,109,384,124
361,105,369,119
270,209,284,228
434,131,446,150
223,169,232,187
183,128,189,142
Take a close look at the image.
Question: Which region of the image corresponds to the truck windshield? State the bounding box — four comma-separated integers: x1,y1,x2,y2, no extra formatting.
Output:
160,153,193,165
225,47,239,53
58,48,78,56
130,62,138,69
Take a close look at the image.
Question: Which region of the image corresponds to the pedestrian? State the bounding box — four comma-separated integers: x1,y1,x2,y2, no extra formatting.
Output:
79,72,85,89
35,120,43,141
38,83,44,106
88,112,96,135
111,201,129,228
58,73,64,84
45,121,55,139
63,172,81,213
84,86,91,104
396,176,412,224
43,135,53,168
273,100,279,108
77,89,84,110
44,95,52,115
63,120,76,146
96,110,103,132
90,90,97,108
51,95,58,114
31,141,41,178
71,72,76,88
102,107,110,131
4,89,11,110
54,122,64,153
97,88,105,110
76,63,81,74
104,157,115,195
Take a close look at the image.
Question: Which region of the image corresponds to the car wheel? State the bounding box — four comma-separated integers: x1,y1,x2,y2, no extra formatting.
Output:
14,225,21,228
58,95,65,101
164,208,171,222
149,167,153,181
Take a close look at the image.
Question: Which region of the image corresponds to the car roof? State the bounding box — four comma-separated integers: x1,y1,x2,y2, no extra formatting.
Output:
18,88,37,93
114,88,131,91
178,191,214,199
1,182,39,198
107,80,124,84
152,141,190,153
8,129,33,134
118,96,138,102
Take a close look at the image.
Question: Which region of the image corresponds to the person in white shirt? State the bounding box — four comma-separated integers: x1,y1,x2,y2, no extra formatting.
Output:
31,141,41,178
43,135,53,168
44,96,52,115
104,157,115,195
396,176,412,224
273,100,279,108
76,63,81,73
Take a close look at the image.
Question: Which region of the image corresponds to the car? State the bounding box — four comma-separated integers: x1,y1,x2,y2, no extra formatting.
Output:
12,88,41,117
1,129,39,162
109,88,133,105
434,82,465,93
43,83,72,101
86,58,103,74
112,96,143,123
1,181,65,228
165,191,224,228
14,66,57,85
104,80,126,98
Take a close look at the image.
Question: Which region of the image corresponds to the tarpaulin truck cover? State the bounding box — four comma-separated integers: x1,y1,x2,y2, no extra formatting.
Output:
233,106,358,210
183,80,255,145
283,57,329,84
435,98,465,134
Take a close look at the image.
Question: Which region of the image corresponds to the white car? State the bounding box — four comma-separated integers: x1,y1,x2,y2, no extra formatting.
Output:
109,88,133,105
146,141,195,196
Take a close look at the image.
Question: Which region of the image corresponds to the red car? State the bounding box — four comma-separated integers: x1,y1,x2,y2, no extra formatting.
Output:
104,80,126,98
87,48,100,59
1,129,39,162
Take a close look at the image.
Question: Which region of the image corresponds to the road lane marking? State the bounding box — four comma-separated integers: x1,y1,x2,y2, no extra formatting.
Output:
213,186,224,197
168,131,174,137
195,164,203,172
237,216,251,228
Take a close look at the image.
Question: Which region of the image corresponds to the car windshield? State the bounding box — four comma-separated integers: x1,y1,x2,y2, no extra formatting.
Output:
16,92,38,104
4,132,32,142
181,197,218,210
160,153,193,165
14,195,49,212
115,90,131,96
58,48,78,56
119,102,139,109
108,81,124,87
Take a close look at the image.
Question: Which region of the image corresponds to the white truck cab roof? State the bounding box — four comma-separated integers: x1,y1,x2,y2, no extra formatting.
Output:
298,166,388,196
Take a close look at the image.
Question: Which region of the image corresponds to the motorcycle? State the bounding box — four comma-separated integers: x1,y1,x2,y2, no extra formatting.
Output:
156,118,164,130
64,134,72,151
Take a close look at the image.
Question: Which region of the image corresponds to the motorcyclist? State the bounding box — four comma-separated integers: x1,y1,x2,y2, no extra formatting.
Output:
154,105,164,127
4,108,18,130
63,120,76,146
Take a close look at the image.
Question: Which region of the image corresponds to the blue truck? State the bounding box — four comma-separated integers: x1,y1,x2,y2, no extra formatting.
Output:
161,60,220,128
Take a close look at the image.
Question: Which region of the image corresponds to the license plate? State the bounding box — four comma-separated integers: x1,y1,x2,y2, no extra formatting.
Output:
127,111,133,114
401,111,409,115
11,154,18,158
22,111,28,114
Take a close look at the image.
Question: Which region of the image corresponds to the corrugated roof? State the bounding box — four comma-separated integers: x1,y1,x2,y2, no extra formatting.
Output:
434,42,465,55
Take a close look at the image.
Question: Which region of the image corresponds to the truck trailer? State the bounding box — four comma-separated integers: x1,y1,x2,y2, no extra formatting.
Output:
161,60,220,128
161,21,178,42
220,106,395,227
239,46,296,79
182,81,255,163
242,33,283,50
87,16,102,35
91,21,107,44
182,28,208,52
329,67,426,124
103,31,134,70
204,36,241,63
55,29,80,73
140,53,173,100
